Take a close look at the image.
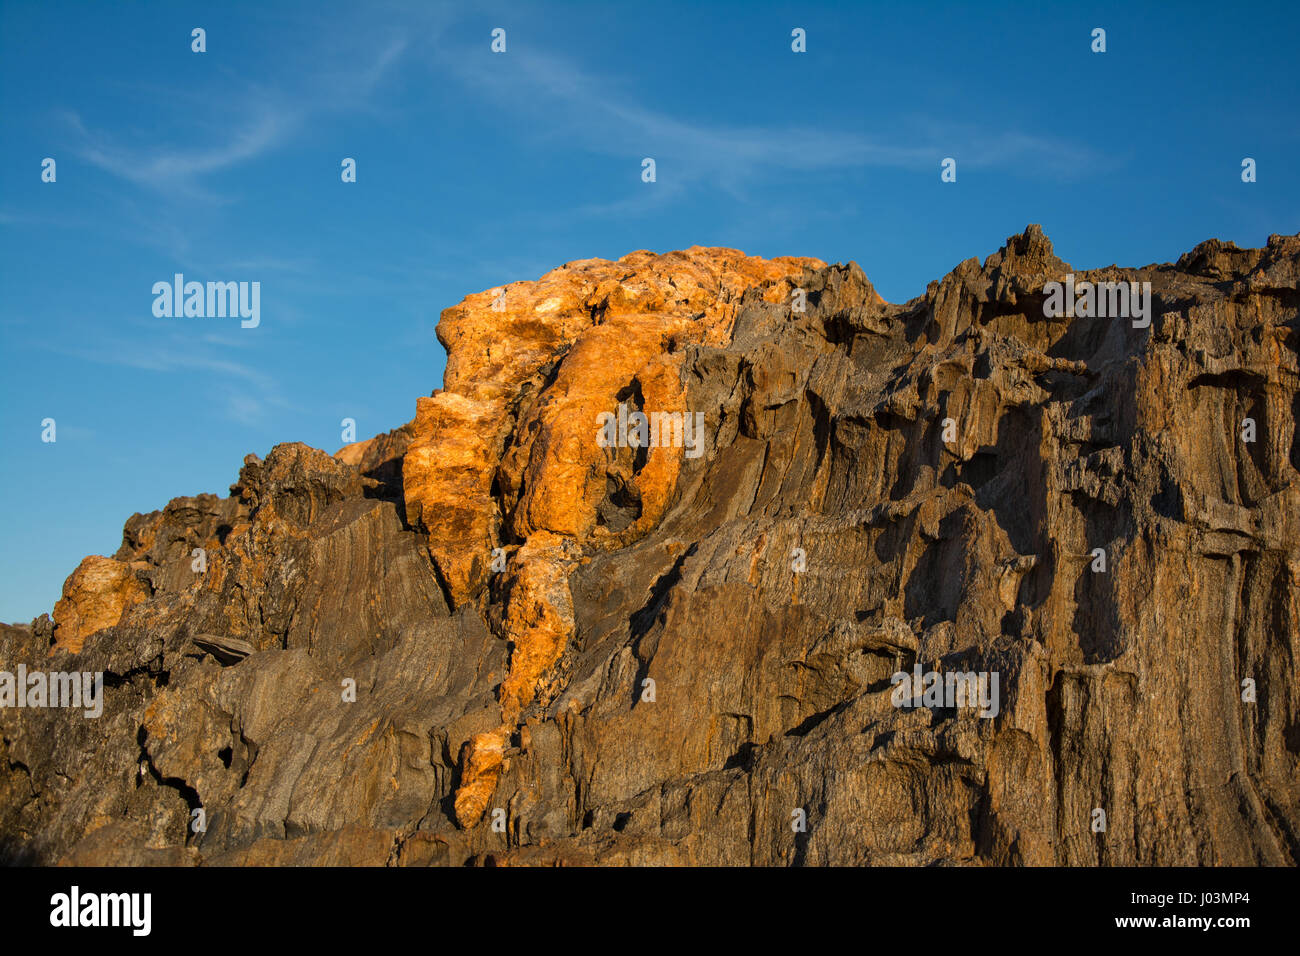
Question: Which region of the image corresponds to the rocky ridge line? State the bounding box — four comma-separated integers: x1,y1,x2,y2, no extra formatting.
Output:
2,229,1297,866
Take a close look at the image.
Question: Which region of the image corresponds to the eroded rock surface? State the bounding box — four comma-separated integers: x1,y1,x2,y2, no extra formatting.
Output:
2,232,1298,866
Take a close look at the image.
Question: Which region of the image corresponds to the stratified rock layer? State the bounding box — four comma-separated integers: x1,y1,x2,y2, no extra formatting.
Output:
2,231,1297,866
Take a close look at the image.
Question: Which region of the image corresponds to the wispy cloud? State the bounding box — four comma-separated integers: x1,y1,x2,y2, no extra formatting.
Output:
68,110,286,199
65,32,410,200
44,328,297,427
437,46,1107,205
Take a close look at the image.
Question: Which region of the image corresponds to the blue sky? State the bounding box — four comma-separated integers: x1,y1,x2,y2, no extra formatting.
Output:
1,0,1297,623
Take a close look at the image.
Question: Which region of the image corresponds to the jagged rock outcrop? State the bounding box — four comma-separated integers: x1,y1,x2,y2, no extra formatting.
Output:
2,230,1298,866
403,247,824,605
51,556,149,654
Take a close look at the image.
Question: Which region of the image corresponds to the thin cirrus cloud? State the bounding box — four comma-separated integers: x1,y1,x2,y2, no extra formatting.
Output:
62,21,1104,217
71,110,287,198
437,46,1108,201
64,35,410,200
48,330,296,427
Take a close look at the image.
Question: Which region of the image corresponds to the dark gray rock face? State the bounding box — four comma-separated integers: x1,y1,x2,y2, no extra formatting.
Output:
2,228,1298,865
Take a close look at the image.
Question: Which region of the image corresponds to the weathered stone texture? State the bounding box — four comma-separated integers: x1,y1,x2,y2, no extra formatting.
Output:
2,230,1297,866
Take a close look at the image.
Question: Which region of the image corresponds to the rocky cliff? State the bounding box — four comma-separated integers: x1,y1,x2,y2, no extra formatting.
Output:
3,228,1298,866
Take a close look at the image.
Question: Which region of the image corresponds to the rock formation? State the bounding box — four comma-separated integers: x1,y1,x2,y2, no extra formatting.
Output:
2,230,1297,866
